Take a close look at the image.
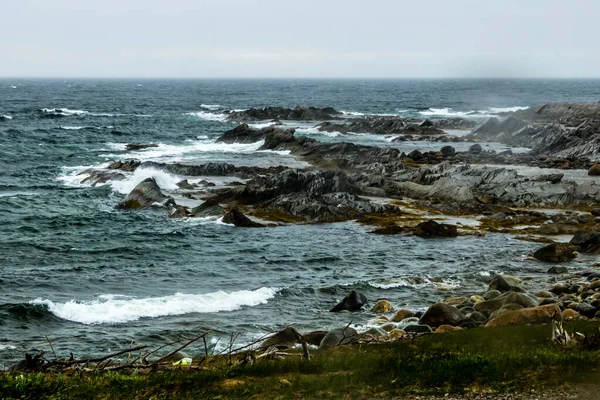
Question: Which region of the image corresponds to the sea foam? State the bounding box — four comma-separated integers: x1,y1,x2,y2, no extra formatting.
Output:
186,111,228,122
31,287,279,325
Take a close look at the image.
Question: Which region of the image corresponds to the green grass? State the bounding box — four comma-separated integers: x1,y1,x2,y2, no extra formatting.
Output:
2,321,600,399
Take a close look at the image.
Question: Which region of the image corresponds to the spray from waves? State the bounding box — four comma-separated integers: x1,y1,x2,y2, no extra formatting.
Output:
295,127,344,137
369,276,461,290
30,287,279,325
104,139,268,163
186,111,228,122
41,108,152,117
419,106,529,119
200,104,223,111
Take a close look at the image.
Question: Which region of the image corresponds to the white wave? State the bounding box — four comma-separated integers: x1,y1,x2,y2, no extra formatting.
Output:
1,115,12,120
108,166,182,195
11,85,17,89
487,106,529,113
186,111,228,122
419,106,529,119
249,122,276,129
60,126,86,130
56,164,103,188
341,110,365,116
42,108,88,116
0,344,17,351
201,104,223,111
296,127,343,137
31,287,279,325
196,135,209,140
104,139,266,163
369,277,461,290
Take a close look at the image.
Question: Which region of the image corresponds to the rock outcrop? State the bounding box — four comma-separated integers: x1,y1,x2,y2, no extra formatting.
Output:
117,178,175,209
226,106,340,122
331,291,368,312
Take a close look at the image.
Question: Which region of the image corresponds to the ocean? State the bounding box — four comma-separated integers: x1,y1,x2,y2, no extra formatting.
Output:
1,78,599,365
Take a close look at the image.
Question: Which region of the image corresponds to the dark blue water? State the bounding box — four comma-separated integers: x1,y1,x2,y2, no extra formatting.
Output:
1,79,599,365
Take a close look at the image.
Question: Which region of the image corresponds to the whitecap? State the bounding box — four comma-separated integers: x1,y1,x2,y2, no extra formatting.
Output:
200,104,223,111
341,110,365,116
487,106,529,113
108,166,182,195
10,86,17,89
369,277,461,290
104,139,267,163
60,126,86,130
30,287,279,325
419,106,529,119
0,344,17,351
42,108,88,116
249,122,277,129
186,111,228,122
296,127,343,137
1,115,12,120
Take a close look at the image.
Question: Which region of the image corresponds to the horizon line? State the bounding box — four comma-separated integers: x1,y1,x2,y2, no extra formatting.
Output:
2,76,600,80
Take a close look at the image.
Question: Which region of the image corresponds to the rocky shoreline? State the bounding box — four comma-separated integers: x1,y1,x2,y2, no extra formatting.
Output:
71,101,600,348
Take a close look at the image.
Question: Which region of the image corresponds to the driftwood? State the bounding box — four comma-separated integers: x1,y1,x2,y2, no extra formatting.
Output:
7,327,317,373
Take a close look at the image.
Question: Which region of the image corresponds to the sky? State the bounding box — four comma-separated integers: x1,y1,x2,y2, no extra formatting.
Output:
2,0,600,78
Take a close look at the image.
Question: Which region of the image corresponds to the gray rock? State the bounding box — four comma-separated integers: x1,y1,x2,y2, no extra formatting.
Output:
403,324,433,334
117,178,175,210
319,327,358,348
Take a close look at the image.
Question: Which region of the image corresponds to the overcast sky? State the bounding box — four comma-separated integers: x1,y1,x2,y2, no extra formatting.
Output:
2,0,599,78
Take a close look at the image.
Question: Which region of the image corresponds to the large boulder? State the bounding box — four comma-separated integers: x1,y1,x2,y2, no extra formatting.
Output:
485,304,562,328
191,199,224,218
330,291,368,312
261,327,303,349
117,178,175,209
504,292,539,308
588,164,600,176
392,309,415,322
413,220,458,238
221,209,265,228
419,303,464,328
533,243,578,262
319,326,358,348
570,231,600,253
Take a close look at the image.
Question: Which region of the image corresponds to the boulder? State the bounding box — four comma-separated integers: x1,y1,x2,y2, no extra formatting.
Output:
117,178,175,209
488,276,513,292
391,309,415,322
562,309,580,320
319,327,358,348
591,209,600,217
474,298,506,313
572,302,597,318
261,327,303,349
303,331,328,347
435,325,462,333
533,243,578,262
125,143,158,151
330,291,368,312
440,145,456,157
547,266,568,274
483,289,502,300
504,292,539,308
176,179,195,190
191,199,225,218
221,209,265,228
418,303,464,328
444,296,467,306
371,300,393,313
485,304,562,328
469,143,483,154
469,295,485,303
388,329,406,339
403,324,433,334
413,220,458,238
570,231,600,254
550,282,571,295
588,164,600,176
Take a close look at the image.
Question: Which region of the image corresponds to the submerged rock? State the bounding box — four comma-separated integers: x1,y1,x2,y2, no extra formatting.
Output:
125,143,158,151
371,300,393,313
117,178,175,209
533,243,578,262
221,209,265,228
413,220,458,238
330,291,368,312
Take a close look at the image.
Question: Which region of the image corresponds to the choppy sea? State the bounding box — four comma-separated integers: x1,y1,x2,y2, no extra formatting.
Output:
1,79,599,365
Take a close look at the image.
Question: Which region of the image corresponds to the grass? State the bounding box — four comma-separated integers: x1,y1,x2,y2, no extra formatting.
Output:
2,321,600,399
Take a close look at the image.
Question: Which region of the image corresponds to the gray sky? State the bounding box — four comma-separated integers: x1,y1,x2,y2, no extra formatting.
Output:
2,0,599,78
